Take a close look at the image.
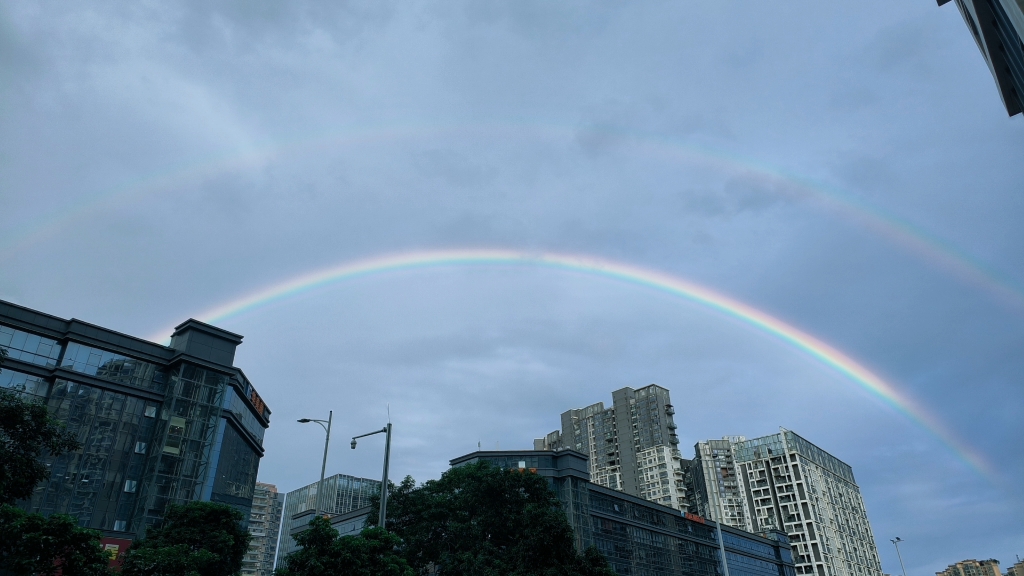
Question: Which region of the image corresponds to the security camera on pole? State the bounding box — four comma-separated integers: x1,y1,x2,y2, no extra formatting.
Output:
351,421,392,529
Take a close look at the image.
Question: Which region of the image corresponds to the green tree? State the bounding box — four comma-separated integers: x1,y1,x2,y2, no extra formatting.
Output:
120,502,251,576
0,505,112,576
276,517,413,576
0,351,80,505
372,463,615,576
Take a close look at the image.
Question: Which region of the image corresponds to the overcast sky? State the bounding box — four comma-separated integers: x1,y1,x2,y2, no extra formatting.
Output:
1,1,1022,572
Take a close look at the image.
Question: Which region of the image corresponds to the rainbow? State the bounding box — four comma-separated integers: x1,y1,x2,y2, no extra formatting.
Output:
151,248,995,479
4,122,1024,315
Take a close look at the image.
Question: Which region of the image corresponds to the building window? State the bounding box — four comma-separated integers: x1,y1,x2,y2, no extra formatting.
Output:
113,520,127,531
145,405,157,418
135,441,147,454
124,480,137,493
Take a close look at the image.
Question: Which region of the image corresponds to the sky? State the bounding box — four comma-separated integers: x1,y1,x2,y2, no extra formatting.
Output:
1,0,1022,572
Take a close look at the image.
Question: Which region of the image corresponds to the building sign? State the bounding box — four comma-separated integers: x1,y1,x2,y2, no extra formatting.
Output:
684,512,706,524
100,537,133,568
250,388,266,416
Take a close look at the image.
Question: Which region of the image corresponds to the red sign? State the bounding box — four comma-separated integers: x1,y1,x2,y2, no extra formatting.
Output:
684,512,706,524
100,537,133,569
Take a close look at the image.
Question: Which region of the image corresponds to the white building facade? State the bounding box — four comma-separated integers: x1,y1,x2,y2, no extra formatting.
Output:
692,430,883,576
242,482,284,576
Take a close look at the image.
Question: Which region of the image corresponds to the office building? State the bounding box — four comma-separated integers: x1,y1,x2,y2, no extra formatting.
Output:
690,430,882,576
938,0,1024,116
938,560,1003,576
242,482,285,576
535,384,689,510
0,299,270,540
453,449,796,576
287,448,797,576
277,473,380,561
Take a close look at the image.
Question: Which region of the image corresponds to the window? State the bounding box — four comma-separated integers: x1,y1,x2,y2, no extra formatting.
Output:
113,520,127,531
135,442,147,454
0,324,62,367
144,405,157,418
124,480,137,493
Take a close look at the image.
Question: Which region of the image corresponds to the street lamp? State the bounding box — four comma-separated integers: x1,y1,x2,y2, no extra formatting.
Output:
891,537,908,576
297,411,332,518
709,450,731,576
351,422,392,529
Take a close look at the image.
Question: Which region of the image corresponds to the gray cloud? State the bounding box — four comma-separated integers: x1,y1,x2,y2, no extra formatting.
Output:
1,1,1022,572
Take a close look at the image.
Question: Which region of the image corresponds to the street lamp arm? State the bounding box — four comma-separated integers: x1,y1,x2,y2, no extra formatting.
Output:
351,427,388,441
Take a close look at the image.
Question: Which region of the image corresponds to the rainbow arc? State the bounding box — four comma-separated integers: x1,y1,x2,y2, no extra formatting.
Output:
148,248,995,479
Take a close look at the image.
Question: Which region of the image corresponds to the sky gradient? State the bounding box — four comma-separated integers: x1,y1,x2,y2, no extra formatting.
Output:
1,1,1022,573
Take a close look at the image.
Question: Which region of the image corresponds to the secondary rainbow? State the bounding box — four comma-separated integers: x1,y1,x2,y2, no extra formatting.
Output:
152,248,994,479
5,122,1024,315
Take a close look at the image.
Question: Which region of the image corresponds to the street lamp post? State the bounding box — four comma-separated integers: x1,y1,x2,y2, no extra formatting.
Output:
298,411,333,518
351,422,392,529
709,451,731,576
891,537,908,576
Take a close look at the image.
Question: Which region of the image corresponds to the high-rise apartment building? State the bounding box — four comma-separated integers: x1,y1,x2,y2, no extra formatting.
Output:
691,437,750,529
242,482,285,576
692,428,884,573
277,473,380,561
690,430,882,576
0,299,270,539
938,0,1024,116
535,384,689,510
938,560,1003,576
1004,560,1023,576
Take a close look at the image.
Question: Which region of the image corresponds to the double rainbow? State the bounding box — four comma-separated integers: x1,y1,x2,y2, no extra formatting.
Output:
151,248,995,479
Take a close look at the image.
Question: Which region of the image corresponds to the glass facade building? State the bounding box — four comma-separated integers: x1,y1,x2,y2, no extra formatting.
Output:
939,0,1024,116
0,299,270,538
451,449,796,576
277,473,381,561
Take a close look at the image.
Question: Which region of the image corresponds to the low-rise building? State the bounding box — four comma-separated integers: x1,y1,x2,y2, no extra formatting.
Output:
453,449,796,576
276,473,380,562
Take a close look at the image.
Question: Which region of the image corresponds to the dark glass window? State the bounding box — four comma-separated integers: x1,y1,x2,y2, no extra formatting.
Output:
0,324,62,367
0,369,50,399
61,342,167,392
28,379,156,532
222,388,266,445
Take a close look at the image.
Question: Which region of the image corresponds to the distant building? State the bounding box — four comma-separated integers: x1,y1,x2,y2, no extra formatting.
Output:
690,430,882,576
534,384,689,510
938,0,1024,116
938,559,1002,576
0,299,269,539
1004,560,1023,576
276,473,380,562
242,483,284,576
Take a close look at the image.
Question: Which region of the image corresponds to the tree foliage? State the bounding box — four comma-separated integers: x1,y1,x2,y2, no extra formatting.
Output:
120,502,251,576
0,504,112,576
0,358,81,505
369,462,615,576
276,517,413,576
